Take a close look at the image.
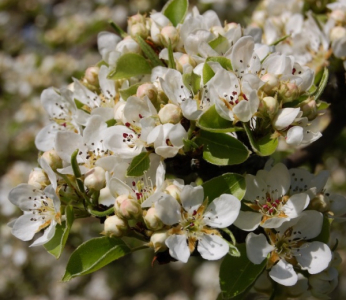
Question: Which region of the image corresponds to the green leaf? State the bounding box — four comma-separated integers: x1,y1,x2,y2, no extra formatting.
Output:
202,173,246,201
182,72,201,95
195,130,251,166
317,100,330,110
136,35,164,67
167,40,175,69
127,152,150,177
108,53,152,80
208,34,228,52
243,123,278,156
106,118,116,127
44,205,74,258
219,244,266,299
197,105,243,133
203,62,215,84
207,57,232,71
62,237,131,281
311,215,330,244
119,83,142,100
313,67,328,101
270,34,290,46
109,21,127,38
162,0,188,27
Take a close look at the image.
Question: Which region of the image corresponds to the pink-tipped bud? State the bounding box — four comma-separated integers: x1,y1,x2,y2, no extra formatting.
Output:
279,81,300,102
176,54,196,73
104,215,128,237
261,73,280,95
149,230,168,252
115,194,142,220
261,96,278,115
128,13,146,27
129,23,149,39
136,83,158,103
224,22,239,32
41,149,62,171
330,9,345,23
160,25,179,48
84,166,106,191
165,184,181,202
144,207,164,231
28,168,49,189
83,66,99,86
302,99,317,120
330,26,346,42
158,103,182,124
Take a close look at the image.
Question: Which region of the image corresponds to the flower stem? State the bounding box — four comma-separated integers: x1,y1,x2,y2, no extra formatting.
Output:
87,206,114,217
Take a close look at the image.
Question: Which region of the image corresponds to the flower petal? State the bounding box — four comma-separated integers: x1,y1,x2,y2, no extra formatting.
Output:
197,234,229,260
283,193,310,218
246,233,274,264
180,185,204,214
30,221,57,247
165,235,190,263
11,214,43,241
155,194,181,225
233,211,262,231
269,259,298,286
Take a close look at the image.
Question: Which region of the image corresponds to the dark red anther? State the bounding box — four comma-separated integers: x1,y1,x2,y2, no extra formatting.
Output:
263,204,269,209
193,210,197,216
139,114,143,119
292,68,296,75
132,181,136,186
232,91,237,95
123,133,128,138
235,100,239,104
268,208,274,214
275,199,281,204
136,192,142,200
62,122,66,127
243,94,248,101
190,222,195,227
125,122,131,127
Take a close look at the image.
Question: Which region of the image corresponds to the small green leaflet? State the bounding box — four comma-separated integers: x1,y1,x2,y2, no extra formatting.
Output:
62,237,131,281
127,152,150,177
162,0,188,27
203,62,215,84
119,83,142,100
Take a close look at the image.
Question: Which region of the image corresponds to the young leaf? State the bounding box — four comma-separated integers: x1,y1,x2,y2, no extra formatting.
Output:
136,35,164,67
108,53,152,80
162,0,188,27
270,34,291,46
203,62,215,84
207,57,232,71
202,173,246,202
197,105,243,133
44,205,74,258
195,130,251,166
182,72,201,95
208,34,228,52
219,244,266,299
127,152,150,177
119,83,142,100
243,123,278,156
62,237,131,281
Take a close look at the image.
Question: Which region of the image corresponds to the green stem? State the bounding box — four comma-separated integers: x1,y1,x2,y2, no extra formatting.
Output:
87,206,114,217
127,230,149,242
131,245,149,252
187,121,196,139
221,227,236,245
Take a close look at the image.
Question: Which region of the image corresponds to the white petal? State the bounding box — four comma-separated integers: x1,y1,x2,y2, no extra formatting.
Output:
98,31,121,59
197,234,229,260
296,242,332,274
266,163,290,197
273,108,300,131
329,193,346,217
261,217,289,229
286,126,304,146
204,194,240,228
11,214,43,241
246,233,274,264
168,123,187,148
233,211,262,231
35,123,63,151
8,183,43,210
244,174,267,202
155,194,181,225
109,177,133,198
55,131,84,163
165,235,190,263
283,193,310,218
30,221,57,247
180,185,204,214
44,185,60,213
269,259,298,286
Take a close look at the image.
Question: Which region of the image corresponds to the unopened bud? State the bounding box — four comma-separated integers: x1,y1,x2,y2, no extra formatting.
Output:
149,230,168,252
302,99,317,120
177,54,196,73
330,9,345,23
158,104,182,124
309,194,330,213
330,26,346,42
224,22,239,32
251,11,266,27
104,215,128,237
261,73,280,95
115,194,142,219
129,23,149,39
128,13,146,27
279,81,300,102
144,207,164,230
165,184,181,202
261,96,278,115
84,166,106,191
160,26,179,48
83,66,99,86
41,149,62,171
136,83,158,103
28,168,49,189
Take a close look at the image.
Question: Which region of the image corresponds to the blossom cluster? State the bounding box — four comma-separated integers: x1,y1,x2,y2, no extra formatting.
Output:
7,0,346,299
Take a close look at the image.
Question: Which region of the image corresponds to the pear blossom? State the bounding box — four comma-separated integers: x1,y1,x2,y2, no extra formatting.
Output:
246,210,332,286
8,184,61,246
155,185,241,262
234,163,310,230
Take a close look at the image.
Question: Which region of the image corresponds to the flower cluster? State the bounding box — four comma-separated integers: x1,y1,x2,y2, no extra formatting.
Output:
7,0,346,299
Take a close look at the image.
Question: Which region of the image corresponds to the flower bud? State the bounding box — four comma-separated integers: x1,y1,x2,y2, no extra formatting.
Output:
115,194,142,220
330,9,345,23
116,36,141,54
301,99,317,120
144,207,164,231
176,54,196,73
129,23,149,39
158,104,182,124
149,230,168,252
84,166,106,191
165,184,181,202
251,11,266,27
261,96,278,115
224,22,239,32
28,168,49,189
330,26,346,42
279,81,300,102
128,13,146,27
309,194,330,213
104,215,128,237
309,268,338,299
41,149,62,171
136,83,158,104
210,26,224,36
83,66,99,86
160,25,179,48
261,73,280,95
